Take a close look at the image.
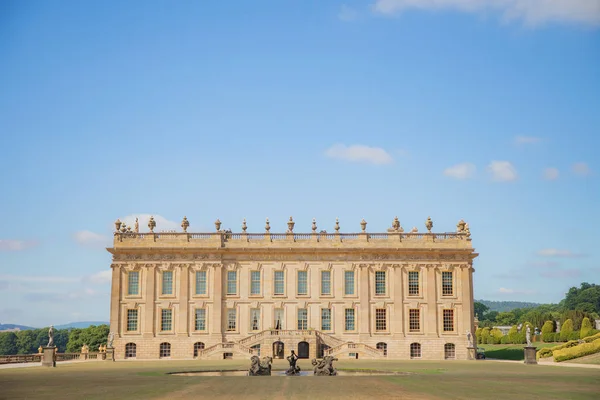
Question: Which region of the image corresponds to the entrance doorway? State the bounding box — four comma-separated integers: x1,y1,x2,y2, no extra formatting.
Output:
298,341,309,359
273,341,284,359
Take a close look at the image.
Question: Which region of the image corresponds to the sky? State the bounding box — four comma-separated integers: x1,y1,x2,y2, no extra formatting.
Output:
0,0,599,327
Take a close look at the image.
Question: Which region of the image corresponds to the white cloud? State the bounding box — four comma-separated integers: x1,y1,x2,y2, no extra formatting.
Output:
0,239,37,251
372,0,600,27
119,214,180,232
543,167,559,181
514,136,542,145
537,248,582,258
339,4,359,21
325,144,394,165
73,230,109,247
571,162,591,176
84,270,112,285
443,162,476,180
487,161,518,182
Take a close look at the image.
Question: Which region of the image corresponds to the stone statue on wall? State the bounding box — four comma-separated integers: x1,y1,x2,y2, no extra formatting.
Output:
526,325,532,347
311,356,338,376
248,355,273,376
285,350,301,375
466,330,473,347
47,325,55,347
108,332,115,348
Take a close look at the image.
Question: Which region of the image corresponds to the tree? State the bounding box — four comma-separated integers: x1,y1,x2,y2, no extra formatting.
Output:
475,327,482,344
561,283,600,316
495,312,516,326
560,319,574,342
66,325,109,353
474,302,489,319
580,317,593,339
507,325,519,344
0,332,18,355
489,328,504,344
541,321,555,342
481,327,491,344
16,330,37,354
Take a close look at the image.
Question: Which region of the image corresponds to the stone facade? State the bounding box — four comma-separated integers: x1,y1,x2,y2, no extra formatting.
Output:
108,217,478,361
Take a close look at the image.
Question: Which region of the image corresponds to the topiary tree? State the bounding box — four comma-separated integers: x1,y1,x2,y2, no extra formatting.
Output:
490,328,504,344
541,320,555,343
580,317,593,339
560,319,574,342
475,327,482,344
507,325,519,344
481,327,491,345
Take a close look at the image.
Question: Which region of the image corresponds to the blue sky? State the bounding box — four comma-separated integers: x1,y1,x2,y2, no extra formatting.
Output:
1,0,599,327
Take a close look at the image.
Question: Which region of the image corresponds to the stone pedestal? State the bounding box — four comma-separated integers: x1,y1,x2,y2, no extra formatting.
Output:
467,347,477,360
523,346,537,365
41,346,56,367
106,347,115,362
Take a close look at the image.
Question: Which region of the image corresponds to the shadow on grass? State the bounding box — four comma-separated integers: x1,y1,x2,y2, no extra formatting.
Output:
484,348,524,361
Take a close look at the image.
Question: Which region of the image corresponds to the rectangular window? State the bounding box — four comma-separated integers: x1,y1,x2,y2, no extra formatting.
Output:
162,271,173,295
321,308,332,331
375,308,387,331
250,308,260,331
274,308,284,330
345,309,355,331
128,271,139,295
297,271,308,295
161,309,172,331
227,271,237,295
195,271,207,295
195,308,206,331
126,309,138,331
274,271,285,295
226,308,236,331
250,271,261,295
375,271,386,295
297,308,308,330
408,271,419,296
344,271,355,295
321,271,331,295
442,271,453,296
409,309,420,332
443,309,454,332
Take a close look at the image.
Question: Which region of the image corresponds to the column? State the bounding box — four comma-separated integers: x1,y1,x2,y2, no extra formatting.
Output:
177,265,189,334
212,264,223,340
109,264,121,335
143,265,155,338
359,265,370,340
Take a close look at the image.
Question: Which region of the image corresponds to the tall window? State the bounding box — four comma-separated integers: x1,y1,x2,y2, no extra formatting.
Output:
128,271,139,295
127,309,138,332
345,309,355,331
159,342,171,358
297,308,308,330
297,271,308,295
125,343,136,358
250,271,261,295
161,309,172,331
250,308,260,331
442,271,453,296
410,343,421,359
226,308,237,331
444,343,455,359
193,342,205,357
227,271,237,295
162,271,173,295
443,309,454,332
195,271,207,295
409,309,420,332
321,308,332,331
375,308,387,331
321,271,331,295
344,271,355,295
274,271,285,295
274,308,284,330
408,271,419,296
195,308,206,331
376,342,388,357
375,271,386,295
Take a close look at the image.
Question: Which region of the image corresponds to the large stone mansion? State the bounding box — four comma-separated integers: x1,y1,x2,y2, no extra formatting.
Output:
108,216,478,360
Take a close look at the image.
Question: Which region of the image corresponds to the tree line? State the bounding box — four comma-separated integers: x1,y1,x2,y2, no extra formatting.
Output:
0,325,109,356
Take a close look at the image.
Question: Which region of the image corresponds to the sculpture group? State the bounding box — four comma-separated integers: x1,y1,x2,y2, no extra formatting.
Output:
248,351,338,377
248,355,273,376
311,356,338,376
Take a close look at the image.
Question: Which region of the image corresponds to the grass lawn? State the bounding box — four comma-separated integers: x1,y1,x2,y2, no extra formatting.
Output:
568,352,600,365
1,358,599,400
478,343,556,361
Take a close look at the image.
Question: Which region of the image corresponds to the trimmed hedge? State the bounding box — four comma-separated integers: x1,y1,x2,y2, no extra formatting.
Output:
583,331,600,343
560,319,574,342
580,318,592,339
537,340,580,359
553,338,600,362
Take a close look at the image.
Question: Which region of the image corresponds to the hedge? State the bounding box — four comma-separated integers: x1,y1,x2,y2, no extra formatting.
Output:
537,339,581,359
580,318,593,339
553,338,600,362
583,331,600,343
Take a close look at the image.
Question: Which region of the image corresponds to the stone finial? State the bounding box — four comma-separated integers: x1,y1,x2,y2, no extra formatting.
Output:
242,218,247,233
392,216,400,231
312,218,317,233
214,219,221,231
134,218,139,233
287,216,295,233
181,216,189,232
265,218,271,232
334,218,340,233
114,219,122,232
360,218,367,232
457,219,466,233
411,226,418,233
120,223,127,233
148,216,156,232
464,223,471,237
425,216,433,233
126,226,132,233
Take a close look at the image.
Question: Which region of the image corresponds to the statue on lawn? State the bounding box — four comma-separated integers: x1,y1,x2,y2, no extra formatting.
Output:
526,325,532,347
285,350,301,375
248,355,273,376
311,356,338,376
47,325,55,347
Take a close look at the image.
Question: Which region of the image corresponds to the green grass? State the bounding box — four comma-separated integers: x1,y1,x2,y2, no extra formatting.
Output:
568,352,600,365
1,358,599,400
478,343,556,361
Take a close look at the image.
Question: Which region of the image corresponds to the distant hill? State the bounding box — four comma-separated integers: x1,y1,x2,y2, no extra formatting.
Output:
54,321,109,329
0,323,36,331
476,300,543,312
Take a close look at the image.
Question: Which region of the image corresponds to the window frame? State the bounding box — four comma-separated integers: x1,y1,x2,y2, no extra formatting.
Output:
274,308,284,330
160,270,175,297
375,308,387,332
320,270,332,296
226,308,237,332
344,308,356,332
159,342,171,358
408,271,420,297
441,271,454,297
273,270,285,296
126,308,139,332
297,307,308,330
375,270,387,296
127,271,140,296
410,342,421,359
160,308,173,332
194,270,208,296
321,307,332,331
409,308,420,332
249,270,262,297
226,270,238,296
344,270,356,296
443,309,455,332
125,342,136,358
194,308,207,332
297,270,308,296
250,308,261,331
444,343,456,359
